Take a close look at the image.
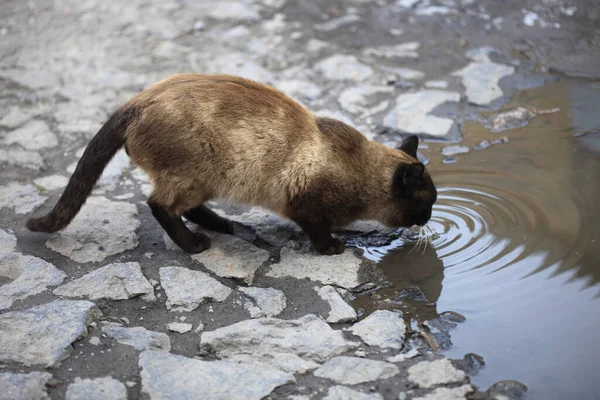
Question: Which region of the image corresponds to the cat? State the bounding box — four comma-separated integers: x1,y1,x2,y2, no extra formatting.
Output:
26,73,437,255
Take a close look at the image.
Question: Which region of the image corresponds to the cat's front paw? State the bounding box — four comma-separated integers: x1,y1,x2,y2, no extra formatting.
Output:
316,238,345,255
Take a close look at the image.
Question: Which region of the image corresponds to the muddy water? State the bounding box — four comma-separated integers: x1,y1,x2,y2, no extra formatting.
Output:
355,79,600,400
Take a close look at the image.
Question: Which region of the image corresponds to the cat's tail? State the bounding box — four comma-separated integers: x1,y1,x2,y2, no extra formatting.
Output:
26,104,140,233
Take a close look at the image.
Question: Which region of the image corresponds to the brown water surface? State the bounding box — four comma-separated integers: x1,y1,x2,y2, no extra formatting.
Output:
355,79,600,400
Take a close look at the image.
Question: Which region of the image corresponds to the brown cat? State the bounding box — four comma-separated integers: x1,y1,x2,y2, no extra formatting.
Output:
26,74,437,255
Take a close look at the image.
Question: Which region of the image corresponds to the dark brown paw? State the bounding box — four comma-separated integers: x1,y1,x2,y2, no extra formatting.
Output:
181,233,211,254
315,238,345,255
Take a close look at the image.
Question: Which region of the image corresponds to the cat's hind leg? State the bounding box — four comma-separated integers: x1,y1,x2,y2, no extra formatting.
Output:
183,205,234,234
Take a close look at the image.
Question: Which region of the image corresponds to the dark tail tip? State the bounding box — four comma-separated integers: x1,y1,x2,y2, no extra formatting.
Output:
26,216,63,233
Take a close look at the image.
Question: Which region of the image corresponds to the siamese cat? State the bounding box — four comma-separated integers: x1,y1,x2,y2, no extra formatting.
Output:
27,74,437,255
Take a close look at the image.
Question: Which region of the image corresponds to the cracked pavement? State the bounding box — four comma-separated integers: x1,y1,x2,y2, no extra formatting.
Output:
1,0,598,399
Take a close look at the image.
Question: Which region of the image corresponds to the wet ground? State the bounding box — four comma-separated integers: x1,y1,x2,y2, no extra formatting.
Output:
355,79,600,400
1,0,600,399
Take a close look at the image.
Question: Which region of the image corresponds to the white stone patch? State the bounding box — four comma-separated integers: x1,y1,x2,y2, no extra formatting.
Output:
200,53,274,84
33,175,69,191
315,55,374,82
94,149,130,193
0,252,66,310
338,85,393,115
364,42,419,59
383,90,460,137
349,310,406,350
139,350,294,400
425,80,449,89
413,384,474,400
89,336,101,346
415,6,456,16
324,386,383,400
102,325,171,351
0,371,53,400
190,233,270,285
0,229,17,252
0,148,44,169
267,247,364,289
275,80,323,100
441,145,469,156
239,286,286,318
315,14,361,31
0,107,33,129
66,377,127,400
3,120,58,150
53,262,154,301
0,300,97,366
200,314,359,373
166,322,192,334
159,266,232,312
391,68,425,80
0,183,47,215
398,0,420,8
45,197,139,263
317,285,357,323
314,356,399,384
386,348,419,363
207,1,260,21
452,51,515,106
407,359,467,388
306,39,329,52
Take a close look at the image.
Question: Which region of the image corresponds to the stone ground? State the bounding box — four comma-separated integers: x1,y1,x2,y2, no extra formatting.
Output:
0,0,598,399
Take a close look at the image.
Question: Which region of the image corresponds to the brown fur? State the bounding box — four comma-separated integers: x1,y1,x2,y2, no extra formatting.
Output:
26,73,437,255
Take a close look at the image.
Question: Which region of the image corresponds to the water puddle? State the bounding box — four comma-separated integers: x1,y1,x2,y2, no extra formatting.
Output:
354,79,600,400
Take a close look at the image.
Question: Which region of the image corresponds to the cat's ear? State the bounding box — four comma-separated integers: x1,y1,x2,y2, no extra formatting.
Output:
393,162,425,197
399,135,419,158
402,163,424,186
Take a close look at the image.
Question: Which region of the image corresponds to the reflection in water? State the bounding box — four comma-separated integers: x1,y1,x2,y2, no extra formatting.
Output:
355,79,600,400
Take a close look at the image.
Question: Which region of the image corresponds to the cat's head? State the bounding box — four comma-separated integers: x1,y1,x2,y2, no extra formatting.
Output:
383,136,437,228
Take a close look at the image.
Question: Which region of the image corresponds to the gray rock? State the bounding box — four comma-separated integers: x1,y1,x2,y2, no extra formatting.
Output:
0,107,32,129
425,80,449,89
0,183,47,215
407,359,467,388
315,14,361,32
413,385,474,400
324,386,383,400
191,233,270,285
0,371,53,400
338,85,393,115
489,107,533,132
452,60,514,106
486,380,528,400
0,230,17,252
441,145,470,156
275,80,322,101
139,350,294,400
102,325,171,352
166,322,193,334
453,353,485,375
364,42,420,59
66,377,127,400
45,197,139,263
315,55,374,82
313,356,399,384
0,252,66,310
349,310,406,350
317,286,357,323
33,175,69,191
0,148,44,169
3,120,58,150
95,149,130,193
239,286,286,318
53,262,154,301
207,1,260,21
0,300,98,366
200,314,359,373
383,90,460,137
267,247,364,289
159,267,232,312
